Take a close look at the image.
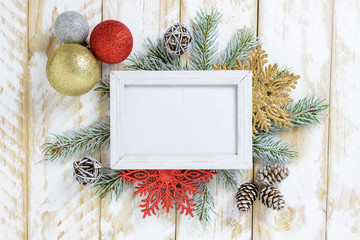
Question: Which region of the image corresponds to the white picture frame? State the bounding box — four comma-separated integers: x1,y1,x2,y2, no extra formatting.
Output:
110,71,252,169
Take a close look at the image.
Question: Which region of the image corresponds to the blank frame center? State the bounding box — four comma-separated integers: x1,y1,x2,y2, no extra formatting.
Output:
124,85,237,155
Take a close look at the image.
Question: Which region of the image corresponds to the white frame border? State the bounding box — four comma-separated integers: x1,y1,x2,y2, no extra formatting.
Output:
110,71,252,169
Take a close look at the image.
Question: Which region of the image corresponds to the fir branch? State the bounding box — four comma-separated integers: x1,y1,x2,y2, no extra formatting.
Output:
215,170,242,190
252,132,298,165
287,96,329,127
94,168,129,199
194,182,215,223
127,38,184,71
221,27,259,66
42,116,110,163
191,9,221,70
265,96,329,133
94,77,110,104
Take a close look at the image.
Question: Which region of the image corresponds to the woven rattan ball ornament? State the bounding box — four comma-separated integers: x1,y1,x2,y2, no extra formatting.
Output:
259,186,285,211
257,164,289,186
73,157,102,186
163,23,193,55
235,183,259,212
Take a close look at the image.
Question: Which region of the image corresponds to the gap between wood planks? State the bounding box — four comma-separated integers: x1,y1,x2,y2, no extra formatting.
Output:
251,1,260,240
26,0,30,239
325,0,335,239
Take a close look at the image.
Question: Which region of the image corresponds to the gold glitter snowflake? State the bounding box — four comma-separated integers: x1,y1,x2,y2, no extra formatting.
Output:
213,45,300,138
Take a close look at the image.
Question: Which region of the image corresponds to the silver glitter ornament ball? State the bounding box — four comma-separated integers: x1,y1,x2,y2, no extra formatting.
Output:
54,11,89,44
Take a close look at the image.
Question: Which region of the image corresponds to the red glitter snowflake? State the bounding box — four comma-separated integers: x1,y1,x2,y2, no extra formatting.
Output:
117,170,217,218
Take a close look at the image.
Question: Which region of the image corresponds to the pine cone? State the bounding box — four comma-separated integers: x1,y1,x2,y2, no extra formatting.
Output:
257,164,289,185
235,183,259,212
259,186,285,210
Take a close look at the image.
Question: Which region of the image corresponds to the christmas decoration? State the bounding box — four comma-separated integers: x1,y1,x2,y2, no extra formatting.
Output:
43,9,328,223
235,183,259,212
73,157,102,186
43,115,110,163
54,11,89,44
214,45,300,138
117,170,216,218
259,186,285,211
257,164,289,186
212,63,231,70
90,20,133,64
46,44,99,96
163,23,193,55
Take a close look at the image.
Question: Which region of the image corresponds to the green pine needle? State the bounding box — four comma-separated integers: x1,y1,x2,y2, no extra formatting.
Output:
194,182,215,223
265,96,329,133
277,65,292,75
127,38,185,71
252,132,298,165
221,27,259,67
94,77,110,104
42,116,110,163
94,168,128,199
287,96,329,127
191,9,221,70
215,170,243,190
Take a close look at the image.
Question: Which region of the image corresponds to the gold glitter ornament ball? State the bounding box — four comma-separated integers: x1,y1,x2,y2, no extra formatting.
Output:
46,44,99,96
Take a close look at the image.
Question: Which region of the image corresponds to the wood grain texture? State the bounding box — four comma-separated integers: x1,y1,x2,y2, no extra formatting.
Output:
0,0,28,239
177,1,257,239
100,1,179,239
327,0,360,238
28,0,101,239
254,0,332,239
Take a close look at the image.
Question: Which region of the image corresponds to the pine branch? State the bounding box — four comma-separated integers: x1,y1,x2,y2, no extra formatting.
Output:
42,116,110,163
221,27,259,66
287,96,329,127
215,170,243,190
266,96,329,133
94,77,110,104
191,9,221,70
194,182,215,223
127,38,185,71
94,168,129,199
252,132,298,165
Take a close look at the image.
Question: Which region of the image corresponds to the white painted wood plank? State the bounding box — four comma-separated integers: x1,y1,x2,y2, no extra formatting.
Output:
253,0,332,239
28,1,101,239
100,1,179,239
177,1,257,239
0,0,27,239
327,0,360,238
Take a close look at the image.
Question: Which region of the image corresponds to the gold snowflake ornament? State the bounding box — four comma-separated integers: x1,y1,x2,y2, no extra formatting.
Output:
212,63,232,70
213,45,300,138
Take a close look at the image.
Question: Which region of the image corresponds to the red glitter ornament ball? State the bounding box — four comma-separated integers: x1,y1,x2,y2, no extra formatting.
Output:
90,20,133,64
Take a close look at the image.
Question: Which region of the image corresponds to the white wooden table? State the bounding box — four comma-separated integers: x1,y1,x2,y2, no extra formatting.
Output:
1,0,359,239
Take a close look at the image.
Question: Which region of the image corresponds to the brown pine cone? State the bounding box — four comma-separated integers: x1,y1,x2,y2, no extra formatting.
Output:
257,164,289,186
259,186,285,210
235,183,259,212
